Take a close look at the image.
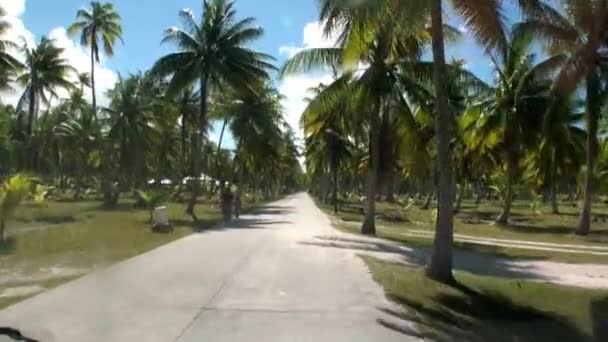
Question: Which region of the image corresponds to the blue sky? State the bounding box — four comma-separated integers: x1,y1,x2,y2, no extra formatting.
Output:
19,0,318,74
0,0,524,147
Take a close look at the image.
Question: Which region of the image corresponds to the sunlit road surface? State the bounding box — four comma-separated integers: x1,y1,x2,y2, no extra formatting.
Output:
0,193,418,342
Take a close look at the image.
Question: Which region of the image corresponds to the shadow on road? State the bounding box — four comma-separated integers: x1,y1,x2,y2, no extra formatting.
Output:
248,205,295,216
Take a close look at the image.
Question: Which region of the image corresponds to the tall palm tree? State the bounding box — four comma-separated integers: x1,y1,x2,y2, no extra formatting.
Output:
104,73,155,190
17,37,76,136
173,87,199,190
517,0,608,235
68,1,123,115
282,0,434,236
226,86,285,202
151,0,275,221
462,26,563,224
301,83,353,214
0,6,23,95
535,96,586,214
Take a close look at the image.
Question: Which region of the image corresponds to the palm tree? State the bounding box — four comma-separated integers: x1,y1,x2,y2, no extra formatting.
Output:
17,37,76,136
535,96,586,214
423,0,540,282
55,95,100,197
462,26,562,225
301,83,353,214
0,175,30,241
517,0,608,235
77,72,92,93
282,0,435,236
172,87,199,192
151,0,275,221
0,6,23,95
104,73,155,190
68,1,123,115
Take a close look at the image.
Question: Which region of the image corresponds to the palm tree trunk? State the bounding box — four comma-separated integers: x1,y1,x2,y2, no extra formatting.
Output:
186,72,209,222
577,72,599,236
215,118,228,191
0,216,5,242
421,188,433,210
27,86,36,136
384,168,395,202
475,181,483,205
90,43,97,116
551,149,559,214
361,99,381,236
332,158,338,215
454,182,464,213
426,0,454,283
496,158,515,225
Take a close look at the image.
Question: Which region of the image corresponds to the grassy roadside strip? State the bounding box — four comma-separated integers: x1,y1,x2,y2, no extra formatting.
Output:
0,195,282,310
363,256,608,342
319,200,608,264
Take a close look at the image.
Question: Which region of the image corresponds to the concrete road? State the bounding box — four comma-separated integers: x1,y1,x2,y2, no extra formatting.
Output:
0,193,418,342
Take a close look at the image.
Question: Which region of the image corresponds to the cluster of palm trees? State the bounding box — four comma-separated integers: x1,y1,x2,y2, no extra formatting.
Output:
290,0,608,282
0,1,302,217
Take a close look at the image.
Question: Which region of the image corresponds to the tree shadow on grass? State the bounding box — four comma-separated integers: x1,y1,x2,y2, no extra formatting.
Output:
591,297,608,341
0,237,16,255
379,283,594,342
301,235,554,281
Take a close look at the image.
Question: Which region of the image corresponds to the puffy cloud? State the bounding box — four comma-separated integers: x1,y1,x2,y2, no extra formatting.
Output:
278,21,339,58
0,0,25,16
278,21,338,143
278,73,334,143
0,0,117,107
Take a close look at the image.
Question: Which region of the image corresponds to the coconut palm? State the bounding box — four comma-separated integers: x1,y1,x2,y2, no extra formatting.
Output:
0,6,23,95
77,72,92,93
306,0,527,281
461,25,563,225
301,83,353,213
54,96,100,197
17,37,76,136
281,0,436,236
216,84,285,191
151,0,275,221
0,175,29,241
104,73,155,190
534,96,586,214
516,0,608,235
68,1,123,115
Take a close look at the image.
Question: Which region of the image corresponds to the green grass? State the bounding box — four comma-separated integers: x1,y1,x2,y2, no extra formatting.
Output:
320,197,608,263
364,256,608,341
0,194,271,310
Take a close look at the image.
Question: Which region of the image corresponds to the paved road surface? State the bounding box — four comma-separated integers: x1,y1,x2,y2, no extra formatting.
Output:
0,193,419,342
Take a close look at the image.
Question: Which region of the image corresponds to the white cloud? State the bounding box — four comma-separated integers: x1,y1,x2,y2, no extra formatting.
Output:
279,73,334,142
278,21,339,144
0,0,117,108
278,20,340,58
278,45,303,59
0,0,25,16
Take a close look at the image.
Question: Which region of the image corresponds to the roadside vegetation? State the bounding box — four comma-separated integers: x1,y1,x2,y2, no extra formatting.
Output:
319,198,608,264
290,0,608,337
0,0,302,308
364,256,608,342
